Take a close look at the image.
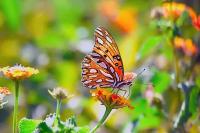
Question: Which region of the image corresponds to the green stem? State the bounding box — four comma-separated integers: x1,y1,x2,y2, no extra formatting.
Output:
54,99,61,126
56,99,61,119
90,107,112,133
13,80,19,133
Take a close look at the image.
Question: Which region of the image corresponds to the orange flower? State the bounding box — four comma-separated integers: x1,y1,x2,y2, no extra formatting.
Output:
1,64,39,80
98,0,137,34
174,37,198,56
90,88,133,109
162,2,187,19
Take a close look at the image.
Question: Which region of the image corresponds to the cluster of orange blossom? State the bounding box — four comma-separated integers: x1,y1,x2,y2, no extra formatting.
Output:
98,0,137,34
90,87,133,109
174,37,198,56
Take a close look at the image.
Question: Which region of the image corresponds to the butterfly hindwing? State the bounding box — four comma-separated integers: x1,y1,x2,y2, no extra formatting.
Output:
81,54,115,88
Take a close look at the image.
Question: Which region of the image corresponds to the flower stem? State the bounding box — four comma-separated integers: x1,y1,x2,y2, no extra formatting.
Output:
56,99,61,119
54,99,61,126
13,80,19,133
90,107,112,133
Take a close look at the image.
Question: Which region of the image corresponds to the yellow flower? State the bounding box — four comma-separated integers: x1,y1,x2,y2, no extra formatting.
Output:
1,64,39,80
90,88,133,109
162,2,187,19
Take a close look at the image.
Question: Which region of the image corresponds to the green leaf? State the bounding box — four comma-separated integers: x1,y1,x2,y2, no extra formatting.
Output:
137,115,161,130
37,122,53,133
139,36,162,58
151,71,171,93
18,118,41,133
0,0,21,31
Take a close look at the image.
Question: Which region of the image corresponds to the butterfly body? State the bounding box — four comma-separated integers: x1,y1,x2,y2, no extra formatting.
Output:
81,27,137,89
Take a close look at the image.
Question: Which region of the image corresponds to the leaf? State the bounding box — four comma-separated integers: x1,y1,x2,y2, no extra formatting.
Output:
151,71,171,93
137,115,161,130
0,0,21,31
18,118,41,133
36,122,53,133
138,36,162,59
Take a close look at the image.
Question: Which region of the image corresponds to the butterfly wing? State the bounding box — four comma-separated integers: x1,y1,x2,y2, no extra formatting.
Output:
81,54,115,88
81,27,124,89
93,27,124,83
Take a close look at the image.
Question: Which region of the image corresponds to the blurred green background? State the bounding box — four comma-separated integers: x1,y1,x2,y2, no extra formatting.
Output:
0,0,200,133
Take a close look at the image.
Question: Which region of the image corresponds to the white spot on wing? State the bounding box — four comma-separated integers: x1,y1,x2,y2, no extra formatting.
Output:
84,80,92,84
110,67,114,73
99,62,107,69
100,70,113,78
96,27,102,31
89,75,97,78
106,79,114,83
90,69,97,73
97,37,103,45
91,52,100,57
96,79,102,83
83,63,90,67
95,29,103,36
106,36,112,43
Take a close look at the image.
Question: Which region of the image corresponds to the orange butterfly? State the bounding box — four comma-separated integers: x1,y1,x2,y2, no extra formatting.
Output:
81,27,137,89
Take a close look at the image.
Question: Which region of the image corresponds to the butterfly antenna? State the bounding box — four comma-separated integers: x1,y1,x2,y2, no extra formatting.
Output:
136,65,152,78
136,68,146,77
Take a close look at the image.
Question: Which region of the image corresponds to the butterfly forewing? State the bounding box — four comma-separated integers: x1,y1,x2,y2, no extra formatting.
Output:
93,27,124,82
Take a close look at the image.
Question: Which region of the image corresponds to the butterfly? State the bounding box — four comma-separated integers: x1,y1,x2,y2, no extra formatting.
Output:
81,27,137,89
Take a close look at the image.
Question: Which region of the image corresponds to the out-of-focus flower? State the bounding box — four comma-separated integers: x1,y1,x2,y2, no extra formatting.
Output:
90,88,133,109
98,0,137,34
150,7,165,19
151,2,197,21
162,2,187,19
174,37,198,56
144,84,154,103
144,84,163,109
192,15,200,31
48,87,73,100
0,87,11,109
0,64,39,80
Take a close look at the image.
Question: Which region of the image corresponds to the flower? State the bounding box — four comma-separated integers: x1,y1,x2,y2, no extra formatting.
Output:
162,2,187,19
0,87,11,95
192,15,200,31
151,2,197,21
0,64,39,80
48,87,73,100
174,37,198,56
90,88,133,109
98,0,137,34
0,87,11,109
